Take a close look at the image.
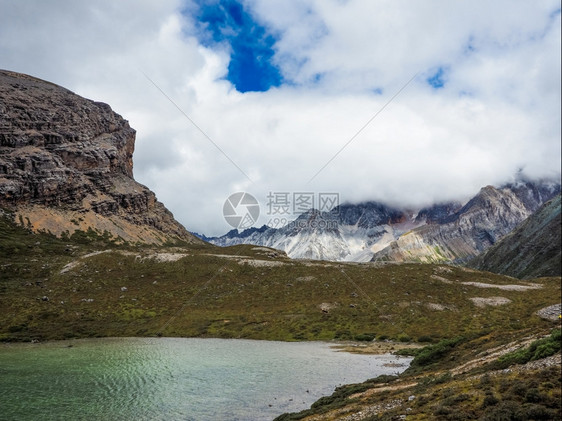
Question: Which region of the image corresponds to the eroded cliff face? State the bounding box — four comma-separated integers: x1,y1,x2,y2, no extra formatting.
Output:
469,193,561,279
371,183,560,264
0,70,200,244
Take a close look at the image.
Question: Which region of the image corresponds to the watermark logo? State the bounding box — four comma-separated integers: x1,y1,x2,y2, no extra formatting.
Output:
266,192,339,229
223,191,340,230
223,192,260,229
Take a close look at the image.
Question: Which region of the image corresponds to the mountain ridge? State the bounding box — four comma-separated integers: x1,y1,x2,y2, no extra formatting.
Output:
202,180,560,262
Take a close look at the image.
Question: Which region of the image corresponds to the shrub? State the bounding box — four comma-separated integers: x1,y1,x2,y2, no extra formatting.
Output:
410,336,465,367
480,400,522,421
495,328,561,369
354,333,376,342
481,393,499,408
418,335,433,343
365,374,398,384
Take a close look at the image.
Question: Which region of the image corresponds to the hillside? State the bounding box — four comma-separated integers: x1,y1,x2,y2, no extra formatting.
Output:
0,70,200,244
469,193,561,279
1,212,559,344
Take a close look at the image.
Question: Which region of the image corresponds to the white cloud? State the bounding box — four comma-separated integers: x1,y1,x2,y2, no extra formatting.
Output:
0,0,560,235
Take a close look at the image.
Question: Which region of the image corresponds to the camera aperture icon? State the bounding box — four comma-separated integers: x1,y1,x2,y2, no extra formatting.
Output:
223,192,260,229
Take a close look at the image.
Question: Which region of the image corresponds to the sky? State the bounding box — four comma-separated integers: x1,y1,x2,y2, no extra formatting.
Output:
0,0,560,236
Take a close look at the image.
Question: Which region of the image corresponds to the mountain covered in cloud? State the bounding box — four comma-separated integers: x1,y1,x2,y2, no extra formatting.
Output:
468,193,561,279
201,180,560,263
371,180,560,264
201,202,418,262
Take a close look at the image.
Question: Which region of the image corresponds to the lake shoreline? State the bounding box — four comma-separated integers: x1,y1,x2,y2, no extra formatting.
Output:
1,334,423,355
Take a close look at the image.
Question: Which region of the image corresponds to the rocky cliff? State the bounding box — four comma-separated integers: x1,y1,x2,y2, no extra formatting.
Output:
469,193,561,279
371,181,560,264
0,70,199,244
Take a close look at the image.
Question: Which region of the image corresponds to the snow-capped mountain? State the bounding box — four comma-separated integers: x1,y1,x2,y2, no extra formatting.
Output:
202,201,458,261
200,179,560,263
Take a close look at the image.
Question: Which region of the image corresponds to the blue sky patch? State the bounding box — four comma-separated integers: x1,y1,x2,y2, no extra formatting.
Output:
193,0,282,92
426,67,447,89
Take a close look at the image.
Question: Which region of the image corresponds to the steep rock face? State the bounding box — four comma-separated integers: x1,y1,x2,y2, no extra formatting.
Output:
414,202,463,224
0,70,199,244
371,182,560,264
469,193,561,279
206,209,351,261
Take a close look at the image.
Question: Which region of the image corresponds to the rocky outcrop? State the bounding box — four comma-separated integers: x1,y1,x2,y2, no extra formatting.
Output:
0,70,200,244
469,193,561,279
371,182,560,264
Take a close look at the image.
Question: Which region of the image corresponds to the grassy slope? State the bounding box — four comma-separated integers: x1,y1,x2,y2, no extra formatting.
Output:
275,328,561,420
1,213,561,419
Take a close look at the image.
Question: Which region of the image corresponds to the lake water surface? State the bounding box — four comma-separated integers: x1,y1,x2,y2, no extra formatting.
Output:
0,337,411,420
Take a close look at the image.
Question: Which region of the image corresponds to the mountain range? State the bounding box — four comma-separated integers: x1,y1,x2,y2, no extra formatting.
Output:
201,180,560,263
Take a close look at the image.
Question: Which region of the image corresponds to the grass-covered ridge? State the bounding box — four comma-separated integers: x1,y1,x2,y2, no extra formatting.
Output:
1,211,559,343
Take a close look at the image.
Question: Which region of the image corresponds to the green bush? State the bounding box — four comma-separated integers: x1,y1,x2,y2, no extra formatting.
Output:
354,333,376,342
418,335,433,343
365,374,398,384
496,328,561,369
410,336,465,367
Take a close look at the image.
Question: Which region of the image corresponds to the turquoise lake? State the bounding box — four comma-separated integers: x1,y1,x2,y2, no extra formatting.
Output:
0,337,411,420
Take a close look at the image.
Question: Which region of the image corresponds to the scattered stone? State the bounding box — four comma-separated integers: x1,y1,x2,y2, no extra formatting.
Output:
149,253,188,263
41,296,49,301
319,302,338,313
469,297,511,307
536,303,561,322
237,258,286,267
430,274,453,284
426,303,457,311
435,266,453,274
462,281,542,291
